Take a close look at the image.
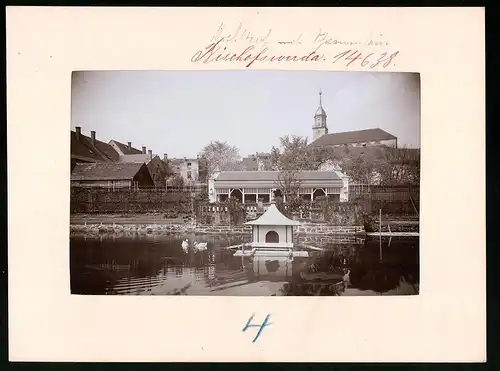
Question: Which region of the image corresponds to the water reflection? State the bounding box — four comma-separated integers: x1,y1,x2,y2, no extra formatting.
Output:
70,233,419,296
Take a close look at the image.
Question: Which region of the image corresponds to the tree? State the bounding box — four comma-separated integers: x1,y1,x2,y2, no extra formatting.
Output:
377,146,420,185
275,168,301,199
167,174,184,188
334,145,420,186
272,135,331,171
340,154,378,184
198,141,242,180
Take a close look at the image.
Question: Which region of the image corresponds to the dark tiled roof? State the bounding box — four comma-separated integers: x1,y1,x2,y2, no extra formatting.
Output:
71,131,120,162
309,128,397,147
216,171,341,181
71,162,146,181
112,140,143,155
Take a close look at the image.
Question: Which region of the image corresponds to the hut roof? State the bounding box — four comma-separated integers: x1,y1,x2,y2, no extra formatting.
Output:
245,203,300,226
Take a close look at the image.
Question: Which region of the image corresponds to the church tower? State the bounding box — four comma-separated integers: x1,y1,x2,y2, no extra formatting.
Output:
312,90,328,141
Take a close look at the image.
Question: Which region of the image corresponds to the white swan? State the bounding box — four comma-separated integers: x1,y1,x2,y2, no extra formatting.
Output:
343,269,351,283
193,241,208,251
181,239,189,252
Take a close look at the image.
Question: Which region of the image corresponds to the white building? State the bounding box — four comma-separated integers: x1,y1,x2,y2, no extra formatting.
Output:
209,170,348,204
234,202,309,259
170,157,200,184
245,202,299,249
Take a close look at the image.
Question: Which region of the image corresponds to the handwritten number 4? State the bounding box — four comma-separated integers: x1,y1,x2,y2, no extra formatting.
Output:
345,51,362,67
242,313,272,343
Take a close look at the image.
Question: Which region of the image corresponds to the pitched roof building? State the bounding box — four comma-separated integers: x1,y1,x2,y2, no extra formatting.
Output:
308,91,398,148
109,140,144,155
209,170,347,204
147,154,173,188
309,128,397,148
71,127,120,169
71,162,154,189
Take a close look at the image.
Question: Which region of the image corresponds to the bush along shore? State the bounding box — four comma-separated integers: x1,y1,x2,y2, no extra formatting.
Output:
69,222,365,236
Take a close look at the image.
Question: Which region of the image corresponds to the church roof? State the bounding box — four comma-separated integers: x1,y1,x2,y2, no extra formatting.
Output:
245,203,300,226
315,106,327,116
309,128,397,147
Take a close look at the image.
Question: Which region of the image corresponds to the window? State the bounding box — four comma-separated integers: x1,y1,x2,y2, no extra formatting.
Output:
187,171,192,179
265,231,279,243
187,162,192,166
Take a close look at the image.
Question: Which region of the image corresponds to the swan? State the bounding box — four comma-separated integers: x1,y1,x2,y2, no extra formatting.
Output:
193,241,208,251
181,239,189,252
343,269,351,284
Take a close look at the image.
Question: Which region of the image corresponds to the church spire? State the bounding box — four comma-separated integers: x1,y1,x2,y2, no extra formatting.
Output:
314,89,327,118
312,89,328,141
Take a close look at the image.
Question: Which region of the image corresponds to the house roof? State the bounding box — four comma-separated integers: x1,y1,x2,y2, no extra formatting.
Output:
309,128,397,147
71,131,120,162
216,171,341,182
245,203,300,226
111,140,144,155
147,156,169,169
119,154,150,163
71,162,146,181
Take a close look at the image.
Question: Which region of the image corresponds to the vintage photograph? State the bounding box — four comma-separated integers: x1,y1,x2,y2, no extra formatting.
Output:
70,70,420,296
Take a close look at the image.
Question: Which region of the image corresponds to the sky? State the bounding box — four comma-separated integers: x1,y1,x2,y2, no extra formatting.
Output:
71,70,420,158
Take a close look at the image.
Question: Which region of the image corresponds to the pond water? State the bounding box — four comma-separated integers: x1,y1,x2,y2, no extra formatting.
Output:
70,233,419,296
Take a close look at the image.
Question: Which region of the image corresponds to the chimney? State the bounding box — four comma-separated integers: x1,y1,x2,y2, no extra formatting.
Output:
75,126,81,141
142,146,146,154
164,153,168,162
148,149,152,160
128,142,132,151
90,131,96,146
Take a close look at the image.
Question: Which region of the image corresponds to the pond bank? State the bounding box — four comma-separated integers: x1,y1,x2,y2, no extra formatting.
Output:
69,221,365,236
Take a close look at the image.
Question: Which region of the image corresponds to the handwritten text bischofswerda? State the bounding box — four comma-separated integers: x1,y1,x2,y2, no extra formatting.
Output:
191,24,398,69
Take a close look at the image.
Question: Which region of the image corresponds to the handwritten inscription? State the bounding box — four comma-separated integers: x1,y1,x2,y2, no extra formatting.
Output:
191,39,323,68
191,24,398,69
242,313,272,343
211,22,272,47
332,50,399,68
314,29,390,52
277,33,303,45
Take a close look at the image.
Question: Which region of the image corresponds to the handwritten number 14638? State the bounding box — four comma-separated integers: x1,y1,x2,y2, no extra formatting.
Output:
333,50,399,68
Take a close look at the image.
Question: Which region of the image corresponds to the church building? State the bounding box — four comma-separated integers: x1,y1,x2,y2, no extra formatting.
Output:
308,91,398,149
